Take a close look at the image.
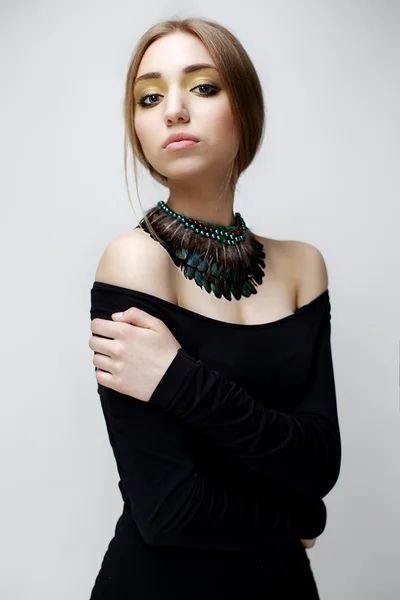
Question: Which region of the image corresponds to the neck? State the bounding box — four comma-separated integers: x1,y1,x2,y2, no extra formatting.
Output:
165,175,236,227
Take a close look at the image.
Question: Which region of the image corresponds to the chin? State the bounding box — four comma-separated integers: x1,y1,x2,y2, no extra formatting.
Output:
158,161,211,180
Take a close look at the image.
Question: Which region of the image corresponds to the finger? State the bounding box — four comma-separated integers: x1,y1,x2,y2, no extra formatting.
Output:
91,318,126,339
113,307,162,330
89,331,118,356
93,351,114,375
95,366,114,388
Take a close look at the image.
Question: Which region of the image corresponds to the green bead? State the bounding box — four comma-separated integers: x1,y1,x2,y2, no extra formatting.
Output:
156,200,250,254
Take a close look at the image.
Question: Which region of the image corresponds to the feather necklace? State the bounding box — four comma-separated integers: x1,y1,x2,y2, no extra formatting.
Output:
136,200,266,301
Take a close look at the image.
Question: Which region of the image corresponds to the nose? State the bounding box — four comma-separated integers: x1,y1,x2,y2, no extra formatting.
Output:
163,87,190,125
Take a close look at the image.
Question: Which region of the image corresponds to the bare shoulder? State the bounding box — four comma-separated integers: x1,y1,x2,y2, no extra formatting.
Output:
288,240,329,308
94,226,176,302
256,236,329,309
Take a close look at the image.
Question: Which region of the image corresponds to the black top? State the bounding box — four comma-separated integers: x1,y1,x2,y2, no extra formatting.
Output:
89,281,341,598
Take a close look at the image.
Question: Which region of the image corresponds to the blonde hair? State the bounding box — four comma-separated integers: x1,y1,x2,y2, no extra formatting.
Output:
123,16,266,244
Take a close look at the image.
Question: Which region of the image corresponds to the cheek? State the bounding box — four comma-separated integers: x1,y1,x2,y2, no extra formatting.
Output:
218,108,235,131
210,107,238,151
134,115,155,159
209,101,235,132
134,115,146,143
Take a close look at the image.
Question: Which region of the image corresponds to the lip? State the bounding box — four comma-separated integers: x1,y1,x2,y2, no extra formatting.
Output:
163,131,200,148
165,140,199,151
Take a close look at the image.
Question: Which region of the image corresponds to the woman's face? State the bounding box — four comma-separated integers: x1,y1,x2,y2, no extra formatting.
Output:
133,32,239,182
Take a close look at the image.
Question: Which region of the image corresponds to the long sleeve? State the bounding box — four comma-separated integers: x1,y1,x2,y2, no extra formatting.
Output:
89,301,295,553
290,497,327,540
97,382,296,553
148,300,341,502
90,281,330,549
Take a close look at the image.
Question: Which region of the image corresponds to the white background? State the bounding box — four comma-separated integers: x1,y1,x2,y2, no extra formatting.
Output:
1,1,399,598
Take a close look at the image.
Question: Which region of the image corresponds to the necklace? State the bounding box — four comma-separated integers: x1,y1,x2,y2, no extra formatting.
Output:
137,200,266,301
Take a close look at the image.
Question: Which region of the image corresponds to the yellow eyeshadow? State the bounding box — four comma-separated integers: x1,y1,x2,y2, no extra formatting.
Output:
134,71,220,98
135,84,166,98
189,77,218,86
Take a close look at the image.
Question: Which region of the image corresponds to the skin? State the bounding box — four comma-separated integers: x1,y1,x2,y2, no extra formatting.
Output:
133,31,239,227
90,31,318,550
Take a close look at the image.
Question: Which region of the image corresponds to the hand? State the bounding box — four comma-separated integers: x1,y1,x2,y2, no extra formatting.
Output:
89,307,181,402
300,538,317,549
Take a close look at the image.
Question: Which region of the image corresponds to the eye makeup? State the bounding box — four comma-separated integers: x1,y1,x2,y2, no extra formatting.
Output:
133,63,219,87
136,82,220,108
133,67,222,108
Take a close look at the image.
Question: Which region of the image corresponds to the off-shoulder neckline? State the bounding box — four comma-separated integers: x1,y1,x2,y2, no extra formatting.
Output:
92,281,329,331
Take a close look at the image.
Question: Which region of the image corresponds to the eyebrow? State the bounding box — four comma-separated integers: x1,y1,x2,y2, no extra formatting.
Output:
134,63,218,87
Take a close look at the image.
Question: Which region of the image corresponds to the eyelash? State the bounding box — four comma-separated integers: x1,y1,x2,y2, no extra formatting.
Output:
136,83,220,108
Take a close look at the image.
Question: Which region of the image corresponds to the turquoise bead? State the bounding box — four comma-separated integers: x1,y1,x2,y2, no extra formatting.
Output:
157,199,248,247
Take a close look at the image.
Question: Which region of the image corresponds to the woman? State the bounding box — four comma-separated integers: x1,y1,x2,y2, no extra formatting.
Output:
88,16,341,599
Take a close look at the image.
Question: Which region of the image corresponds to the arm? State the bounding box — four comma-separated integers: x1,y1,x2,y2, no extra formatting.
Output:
90,292,296,552
148,298,341,502
91,305,326,551
292,497,327,540
97,382,298,552
90,238,329,546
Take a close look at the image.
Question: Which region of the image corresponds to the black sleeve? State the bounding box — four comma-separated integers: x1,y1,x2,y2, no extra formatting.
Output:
97,382,298,553
290,497,327,540
148,302,341,502
90,285,327,548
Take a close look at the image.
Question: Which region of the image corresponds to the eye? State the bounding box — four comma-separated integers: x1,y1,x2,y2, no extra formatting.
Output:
136,83,220,108
193,83,220,97
137,93,161,108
